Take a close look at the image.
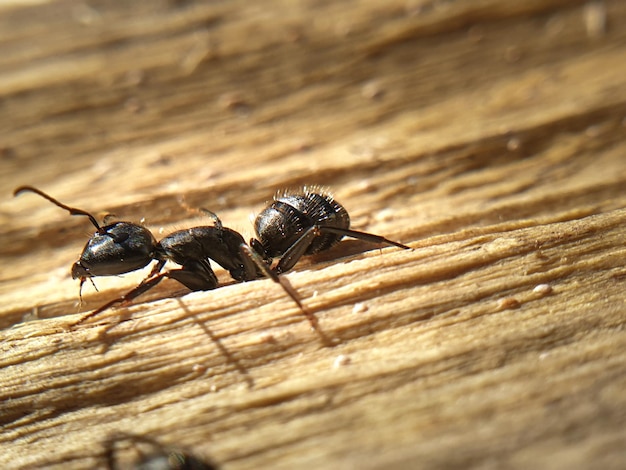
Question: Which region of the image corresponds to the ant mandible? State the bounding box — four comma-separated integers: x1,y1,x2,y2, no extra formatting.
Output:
14,186,409,329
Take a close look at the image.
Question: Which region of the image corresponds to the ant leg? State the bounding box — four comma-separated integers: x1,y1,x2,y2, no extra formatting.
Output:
72,260,218,328
250,238,272,266
72,272,171,327
317,227,411,250
13,185,102,230
145,259,167,279
165,259,218,291
274,225,410,274
73,260,166,326
76,259,164,308
273,226,322,274
240,244,317,328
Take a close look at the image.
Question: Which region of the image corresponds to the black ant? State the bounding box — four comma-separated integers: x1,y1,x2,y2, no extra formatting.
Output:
13,185,305,327
103,432,217,470
14,186,409,330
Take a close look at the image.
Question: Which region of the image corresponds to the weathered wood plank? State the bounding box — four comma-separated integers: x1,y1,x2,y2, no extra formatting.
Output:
0,0,625,468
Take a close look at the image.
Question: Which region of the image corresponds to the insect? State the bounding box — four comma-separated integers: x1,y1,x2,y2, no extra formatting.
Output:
103,432,217,470
14,186,409,329
13,186,303,327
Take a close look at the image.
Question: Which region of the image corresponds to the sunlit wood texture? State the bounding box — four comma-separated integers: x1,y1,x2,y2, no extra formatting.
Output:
1,0,625,469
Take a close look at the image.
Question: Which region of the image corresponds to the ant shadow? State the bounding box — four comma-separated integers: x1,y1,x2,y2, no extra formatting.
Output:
304,238,390,265
82,269,335,348
76,296,255,389
176,298,255,389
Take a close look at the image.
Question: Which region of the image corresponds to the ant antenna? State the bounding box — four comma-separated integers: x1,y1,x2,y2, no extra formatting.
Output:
14,185,102,230
178,195,224,229
198,208,223,229
240,243,322,333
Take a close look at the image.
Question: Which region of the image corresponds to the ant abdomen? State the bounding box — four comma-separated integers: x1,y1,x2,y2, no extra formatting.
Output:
255,191,350,258
252,188,410,276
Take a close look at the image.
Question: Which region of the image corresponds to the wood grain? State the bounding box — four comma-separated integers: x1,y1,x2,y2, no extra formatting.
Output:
1,0,625,468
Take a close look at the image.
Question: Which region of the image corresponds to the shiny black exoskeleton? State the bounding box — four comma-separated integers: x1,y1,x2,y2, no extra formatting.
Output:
250,188,410,274
72,222,158,292
13,186,299,327
104,433,217,470
13,187,159,297
15,186,409,329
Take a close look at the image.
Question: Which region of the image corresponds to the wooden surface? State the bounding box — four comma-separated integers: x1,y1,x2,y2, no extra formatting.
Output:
1,0,625,468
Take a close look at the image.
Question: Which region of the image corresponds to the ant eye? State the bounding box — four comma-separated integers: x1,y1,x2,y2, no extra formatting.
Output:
109,230,129,243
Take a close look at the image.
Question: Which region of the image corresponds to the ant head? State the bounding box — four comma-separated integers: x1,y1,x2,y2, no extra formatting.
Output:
74,222,158,278
71,261,90,280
